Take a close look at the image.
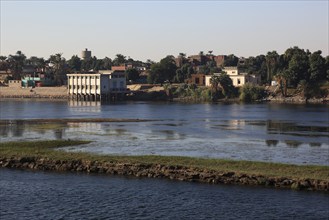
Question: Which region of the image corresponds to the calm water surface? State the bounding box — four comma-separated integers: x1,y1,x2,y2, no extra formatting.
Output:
0,99,328,165
1,169,328,220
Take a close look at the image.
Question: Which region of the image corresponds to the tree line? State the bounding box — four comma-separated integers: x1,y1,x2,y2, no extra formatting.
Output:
0,52,151,85
148,47,328,88
1,46,328,89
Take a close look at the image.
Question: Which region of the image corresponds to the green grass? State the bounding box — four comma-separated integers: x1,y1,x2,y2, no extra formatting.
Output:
1,140,328,181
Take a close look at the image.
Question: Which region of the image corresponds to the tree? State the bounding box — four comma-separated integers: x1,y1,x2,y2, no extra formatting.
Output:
147,55,177,84
102,57,112,70
326,56,329,80
224,54,238,66
284,48,309,86
210,73,235,98
218,73,236,98
0,56,9,72
275,71,289,97
7,51,26,79
174,63,194,83
113,54,126,66
68,55,82,72
308,50,326,83
265,51,279,83
210,75,220,93
48,53,67,85
239,83,266,102
125,68,139,83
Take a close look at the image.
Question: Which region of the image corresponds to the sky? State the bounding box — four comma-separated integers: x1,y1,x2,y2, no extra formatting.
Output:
1,0,328,62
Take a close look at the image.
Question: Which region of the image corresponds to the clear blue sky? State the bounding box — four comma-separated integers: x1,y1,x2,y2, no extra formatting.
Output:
1,0,328,62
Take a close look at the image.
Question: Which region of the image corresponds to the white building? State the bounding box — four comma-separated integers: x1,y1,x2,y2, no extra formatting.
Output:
67,70,126,101
205,66,261,87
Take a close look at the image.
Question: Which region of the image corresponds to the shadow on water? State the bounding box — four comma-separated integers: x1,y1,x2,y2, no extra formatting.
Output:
265,140,279,147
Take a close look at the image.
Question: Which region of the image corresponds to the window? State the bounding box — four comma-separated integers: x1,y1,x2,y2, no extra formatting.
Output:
238,79,241,84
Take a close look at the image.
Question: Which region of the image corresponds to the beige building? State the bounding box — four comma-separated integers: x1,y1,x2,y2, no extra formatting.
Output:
67,70,126,101
8,80,22,88
205,67,261,87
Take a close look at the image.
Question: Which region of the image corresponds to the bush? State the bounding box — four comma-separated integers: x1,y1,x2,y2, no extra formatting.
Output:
240,83,266,102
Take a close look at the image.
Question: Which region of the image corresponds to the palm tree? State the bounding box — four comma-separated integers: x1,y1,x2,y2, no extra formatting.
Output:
48,53,66,85
7,51,26,79
275,71,288,97
265,51,279,83
0,56,9,73
210,75,220,92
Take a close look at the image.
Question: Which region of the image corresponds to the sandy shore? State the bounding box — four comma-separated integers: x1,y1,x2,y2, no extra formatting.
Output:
0,86,68,99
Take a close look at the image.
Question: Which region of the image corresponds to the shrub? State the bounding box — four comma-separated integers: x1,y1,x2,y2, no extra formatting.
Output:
240,83,266,102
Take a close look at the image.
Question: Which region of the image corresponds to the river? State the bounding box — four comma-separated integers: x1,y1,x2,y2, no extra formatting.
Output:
1,100,329,219
1,169,328,220
0,99,328,165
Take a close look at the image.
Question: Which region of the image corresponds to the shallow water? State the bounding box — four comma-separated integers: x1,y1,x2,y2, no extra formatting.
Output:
0,100,328,165
1,169,328,220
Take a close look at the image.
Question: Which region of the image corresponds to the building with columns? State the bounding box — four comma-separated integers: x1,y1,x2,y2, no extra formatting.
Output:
67,70,126,101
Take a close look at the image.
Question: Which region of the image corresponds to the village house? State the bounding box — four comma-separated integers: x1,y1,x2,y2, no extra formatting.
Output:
186,73,206,86
205,66,261,87
67,69,127,101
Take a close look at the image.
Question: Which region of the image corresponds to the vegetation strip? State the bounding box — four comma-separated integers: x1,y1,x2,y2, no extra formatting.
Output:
1,140,328,192
0,118,158,125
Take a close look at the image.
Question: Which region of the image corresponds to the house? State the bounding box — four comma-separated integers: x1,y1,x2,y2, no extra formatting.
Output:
8,80,22,88
67,70,126,101
186,73,206,86
205,67,261,87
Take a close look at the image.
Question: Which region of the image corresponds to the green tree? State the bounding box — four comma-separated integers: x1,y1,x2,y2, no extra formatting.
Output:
308,50,326,83
326,56,329,80
68,55,82,72
285,48,309,86
265,51,279,83
210,73,235,99
7,51,26,79
218,73,236,98
147,55,177,84
224,54,238,66
240,84,266,102
48,53,67,85
210,75,220,93
102,57,112,70
125,68,140,82
113,54,126,66
0,56,9,72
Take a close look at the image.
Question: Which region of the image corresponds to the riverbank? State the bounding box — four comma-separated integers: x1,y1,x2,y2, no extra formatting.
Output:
0,86,68,99
1,140,328,192
1,85,328,104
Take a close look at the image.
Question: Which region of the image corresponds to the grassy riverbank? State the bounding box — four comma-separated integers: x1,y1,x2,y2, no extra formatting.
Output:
1,140,328,182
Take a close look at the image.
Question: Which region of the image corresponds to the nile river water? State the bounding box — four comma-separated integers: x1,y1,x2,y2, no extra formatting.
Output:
1,100,329,219
1,169,329,220
0,99,328,165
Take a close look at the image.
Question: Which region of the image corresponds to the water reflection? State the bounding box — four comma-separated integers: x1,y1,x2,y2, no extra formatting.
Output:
265,140,279,147
68,100,101,107
0,118,328,165
284,140,303,148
